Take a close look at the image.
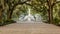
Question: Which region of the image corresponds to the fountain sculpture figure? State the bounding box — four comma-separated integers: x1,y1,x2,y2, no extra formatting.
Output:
24,8,35,21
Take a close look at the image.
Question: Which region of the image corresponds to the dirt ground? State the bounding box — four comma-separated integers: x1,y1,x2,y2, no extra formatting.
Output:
0,22,60,34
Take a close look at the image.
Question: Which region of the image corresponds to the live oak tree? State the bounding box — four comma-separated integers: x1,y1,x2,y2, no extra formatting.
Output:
0,0,60,25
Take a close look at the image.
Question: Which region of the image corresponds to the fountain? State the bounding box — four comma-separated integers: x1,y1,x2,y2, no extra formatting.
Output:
24,8,35,21
18,7,43,23
35,14,42,22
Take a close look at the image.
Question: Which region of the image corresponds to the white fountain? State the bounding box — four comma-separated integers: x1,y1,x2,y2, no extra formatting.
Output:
24,8,35,21
18,7,43,23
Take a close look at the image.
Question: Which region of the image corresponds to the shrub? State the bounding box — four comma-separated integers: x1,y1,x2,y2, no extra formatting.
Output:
53,18,60,26
0,20,16,26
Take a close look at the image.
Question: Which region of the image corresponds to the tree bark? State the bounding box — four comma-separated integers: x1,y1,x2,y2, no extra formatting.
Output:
0,7,2,22
0,0,5,22
47,0,53,24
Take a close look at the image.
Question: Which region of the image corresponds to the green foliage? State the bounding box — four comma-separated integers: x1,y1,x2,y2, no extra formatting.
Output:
53,2,60,26
53,18,60,26
0,20,16,26
0,0,60,26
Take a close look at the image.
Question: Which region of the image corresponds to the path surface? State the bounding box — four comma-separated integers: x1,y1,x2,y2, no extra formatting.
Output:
0,22,60,34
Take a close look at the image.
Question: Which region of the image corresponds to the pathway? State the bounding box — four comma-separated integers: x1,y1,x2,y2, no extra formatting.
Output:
0,22,60,34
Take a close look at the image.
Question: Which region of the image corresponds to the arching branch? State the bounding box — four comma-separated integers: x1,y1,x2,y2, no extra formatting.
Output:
8,0,32,19
51,1,60,8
